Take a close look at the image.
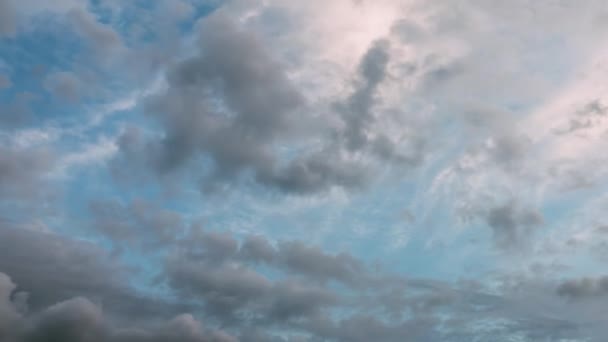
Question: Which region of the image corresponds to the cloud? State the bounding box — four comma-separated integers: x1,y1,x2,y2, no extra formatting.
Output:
121,14,430,195
301,315,439,342
0,145,55,200
0,273,237,342
238,235,275,264
0,0,17,38
89,198,184,251
486,201,544,249
1,223,607,340
164,230,345,324
0,272,23,341
0,226,128,310
0,92,37,128
256,38,429,193
68,8,124,60
557,276,608,300
142,13,304,184
43,71,83,102
5,0,608,340
0,74,11,89
0,226,196,319
554,99,608,135
275,241,367,287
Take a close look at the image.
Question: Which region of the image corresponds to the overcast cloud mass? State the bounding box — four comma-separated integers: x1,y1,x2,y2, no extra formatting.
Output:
2,0,608,340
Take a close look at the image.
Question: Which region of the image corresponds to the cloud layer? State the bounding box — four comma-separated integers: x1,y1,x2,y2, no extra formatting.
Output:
2,0,608,340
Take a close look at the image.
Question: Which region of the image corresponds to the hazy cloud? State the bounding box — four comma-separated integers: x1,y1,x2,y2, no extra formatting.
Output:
43,71,83,102
0,0,17,38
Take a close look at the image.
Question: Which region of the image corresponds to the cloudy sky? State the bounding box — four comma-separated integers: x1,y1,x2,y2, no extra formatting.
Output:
1,0,608,340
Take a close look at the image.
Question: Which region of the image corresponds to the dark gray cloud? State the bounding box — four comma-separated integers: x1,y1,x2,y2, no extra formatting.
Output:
0,273,236,342
580,99,608,116
1,223,603,341
340,39,390,152
555,99,608,135
0,226,128,310
117,16,428,195
0,226,196,319
144,13,304,183
557,276,608,299
259,38,427,193
486,201,543,249
23,297,107,342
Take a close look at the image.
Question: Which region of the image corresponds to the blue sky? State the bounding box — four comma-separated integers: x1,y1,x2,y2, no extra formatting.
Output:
2,0,608,341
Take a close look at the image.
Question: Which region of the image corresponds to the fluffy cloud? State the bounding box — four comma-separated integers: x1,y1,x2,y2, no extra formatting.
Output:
0,273,236,342
118,11,431,195
67,8,124,59
2,221,608,340
4,0,608,340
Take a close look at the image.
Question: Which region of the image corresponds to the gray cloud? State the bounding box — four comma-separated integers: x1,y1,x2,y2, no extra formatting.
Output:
486,201,544,249
0,226,128,310
166,263,339,326
43,71,83,102
276,241,367,287
487,134,532,170
179,228,239,263
0,74,11,89
171,230,371,289
0,273,236,342
89,198,184,251
0,92,37,128
68,8,123,59
239,235,276,264
117,16,430,195
4,0,608,340
0,145,54,200
340,39,391,152
0,226,196,319
256,38,427,194
0,272,23,341
302,315,439,342
0,0,16,38
557,276,608,300
555,99,608,135
110,313,237,342
145,13,304,183
1,223,605,340
165,248,340,325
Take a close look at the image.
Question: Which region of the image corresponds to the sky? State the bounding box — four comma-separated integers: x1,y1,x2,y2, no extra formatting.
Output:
1,0,608,341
